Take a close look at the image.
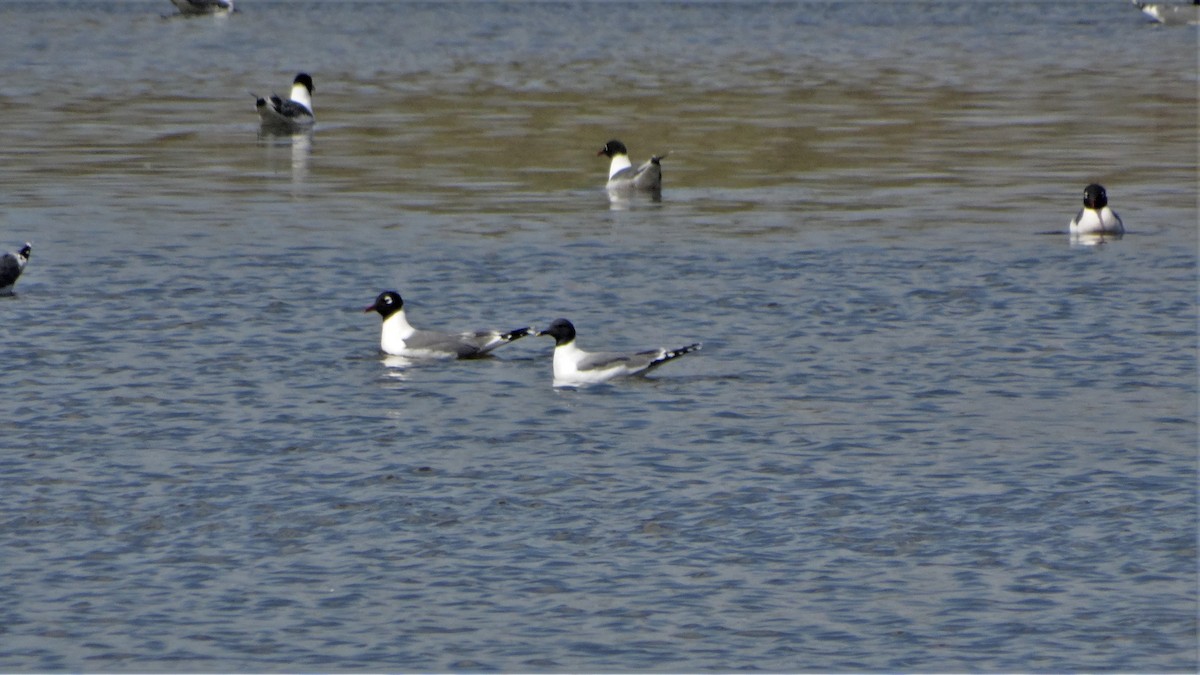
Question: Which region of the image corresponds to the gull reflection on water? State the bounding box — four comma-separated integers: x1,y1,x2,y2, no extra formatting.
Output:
1069,231,1124,248
606,188,662,211
289,130,311,184
380,354,414,380
257,126,312,187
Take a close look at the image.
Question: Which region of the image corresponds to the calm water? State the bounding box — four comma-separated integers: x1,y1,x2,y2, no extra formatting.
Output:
0,0,1197,672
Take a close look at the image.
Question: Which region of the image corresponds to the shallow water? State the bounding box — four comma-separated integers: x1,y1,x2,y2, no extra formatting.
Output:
0,1,1197,672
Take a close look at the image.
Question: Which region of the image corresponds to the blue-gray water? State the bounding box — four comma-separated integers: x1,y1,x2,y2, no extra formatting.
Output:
1,0,1196,671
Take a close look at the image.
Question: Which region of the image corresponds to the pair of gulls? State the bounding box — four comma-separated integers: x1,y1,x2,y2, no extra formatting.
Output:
251,74,667,192
365,291,700,387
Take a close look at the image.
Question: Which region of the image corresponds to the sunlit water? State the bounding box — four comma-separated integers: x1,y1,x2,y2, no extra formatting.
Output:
0,1,1196,671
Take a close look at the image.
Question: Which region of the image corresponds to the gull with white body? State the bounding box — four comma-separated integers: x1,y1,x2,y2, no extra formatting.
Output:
365,291,534,359
537,318,700,387
1069,183,1124,236
254,73,315,133
598,139,666,194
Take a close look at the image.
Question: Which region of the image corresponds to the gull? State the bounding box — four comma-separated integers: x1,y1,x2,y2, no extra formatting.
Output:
0,242,31,296
598,139,666,193
254,73,315,133
1069,183,1124,236
364,291,534,359
537,318,700,387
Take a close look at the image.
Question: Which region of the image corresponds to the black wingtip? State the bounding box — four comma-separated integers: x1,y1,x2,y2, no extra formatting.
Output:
669,342,702,358
652,342,702,368
502,327,536,342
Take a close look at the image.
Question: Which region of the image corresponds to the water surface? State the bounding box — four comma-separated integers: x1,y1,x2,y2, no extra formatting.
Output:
0,1,1196,672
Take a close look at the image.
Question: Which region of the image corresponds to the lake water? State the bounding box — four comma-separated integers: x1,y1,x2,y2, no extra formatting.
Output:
0,0,1196,672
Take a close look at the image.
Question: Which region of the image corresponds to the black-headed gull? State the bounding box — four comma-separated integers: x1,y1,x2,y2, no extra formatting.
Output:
537,318,700,387
598,139,665,193
1069,184,1124,236
0,242,31,296
365,291,534,359
254,73,315,132
170,0,233,16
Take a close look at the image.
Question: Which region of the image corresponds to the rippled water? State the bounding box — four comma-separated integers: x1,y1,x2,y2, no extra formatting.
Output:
1,1,1196,672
